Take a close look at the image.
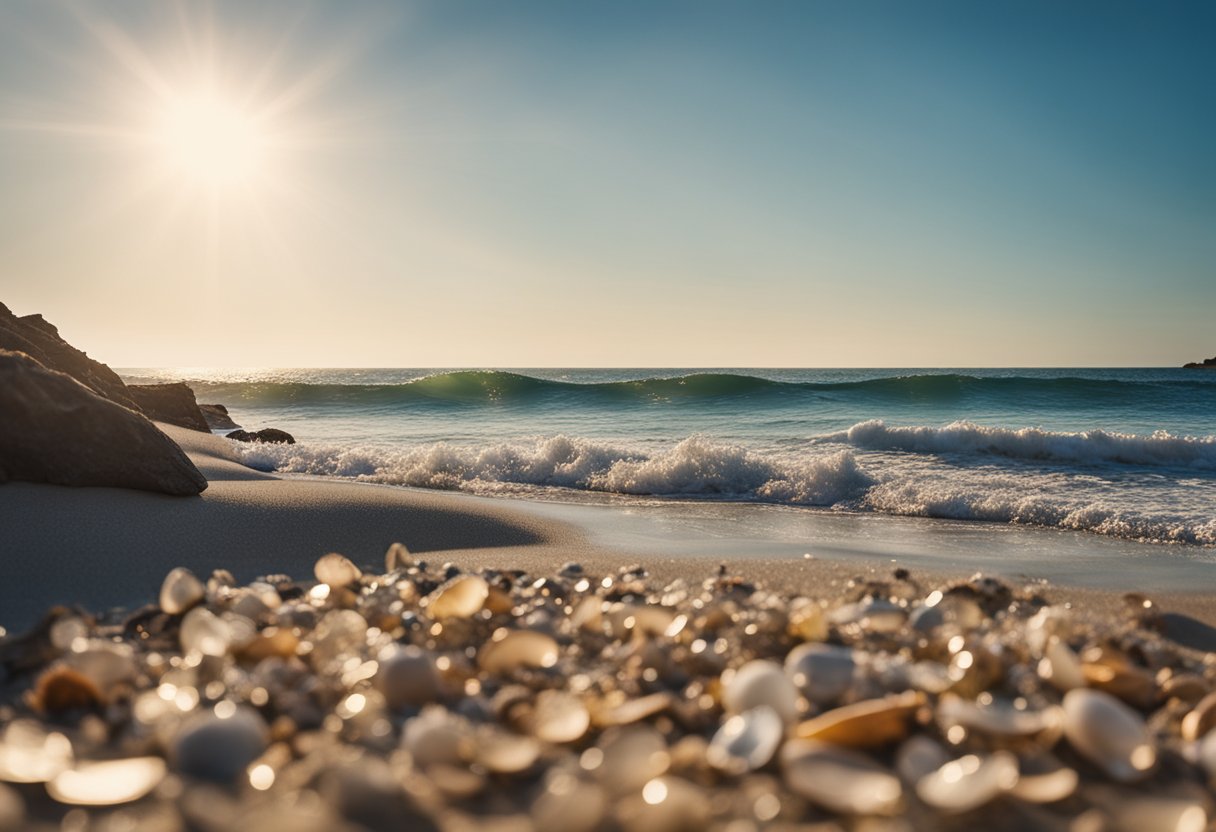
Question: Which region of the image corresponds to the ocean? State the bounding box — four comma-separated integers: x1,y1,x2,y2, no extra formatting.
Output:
118,368,1216,550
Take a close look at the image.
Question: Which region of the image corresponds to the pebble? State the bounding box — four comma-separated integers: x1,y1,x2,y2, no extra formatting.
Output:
722,660,799,723
313,553,362,588
1062,689,1156,783
376,644,441,708
172,708,268,782
159,567,206,615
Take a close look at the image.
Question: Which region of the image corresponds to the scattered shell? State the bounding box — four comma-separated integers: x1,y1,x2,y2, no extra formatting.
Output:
592,692,673,727
936,693,1063,738
159,567,206,615
429,574,490,619
795,691,925,748
180,607,232,657
479,629,560,675
172,708,269,782
916,751,1019,813
1038,637,1085,691
47,757,167,806
376,644,442,708
1062,689,1156,782
784,643,855,705
781,739,903,816
314,553,362,588
532,690,590,744
723,660,799,723
707,706,784,774
29,665,103,714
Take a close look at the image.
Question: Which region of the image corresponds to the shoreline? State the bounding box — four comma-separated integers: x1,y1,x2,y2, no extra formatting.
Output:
2,423,1215,632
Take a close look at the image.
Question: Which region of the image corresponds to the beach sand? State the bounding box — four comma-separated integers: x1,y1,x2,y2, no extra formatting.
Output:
1,424,1213,632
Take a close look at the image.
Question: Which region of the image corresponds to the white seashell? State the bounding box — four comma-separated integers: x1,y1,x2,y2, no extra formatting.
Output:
784,643,855,705
830,599,907,634
1038,637,1085,692
47,757,166,806
1062,689,1156,782
179,607,232,657
533,774,607,832
0,721,73,784
429,574,489,619
895,735,950,784
916,752,1019,813
723,660,799,724
402,707,473,767
1010,755,1079,804
479,630,560,675
595,727,671,795
533,690,590,744
313,553,362,588
384,541,411,572
376,645,441,709
172,707,268,782
780,739,902,816
476,728,541,774
605,604,676,639
707,706,784,775
159,567,205,615
937,693,1063,738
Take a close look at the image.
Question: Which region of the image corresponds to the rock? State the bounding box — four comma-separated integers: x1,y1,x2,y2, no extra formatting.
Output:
376,645,442,708
199,403,240,430
226,428,295,444
171,708,268,782
0,303,137,408
127,383,211,432
0,350,207,495
1182,356,1216,369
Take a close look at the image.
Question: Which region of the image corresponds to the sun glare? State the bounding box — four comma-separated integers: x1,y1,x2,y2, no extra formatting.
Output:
153,91,264,189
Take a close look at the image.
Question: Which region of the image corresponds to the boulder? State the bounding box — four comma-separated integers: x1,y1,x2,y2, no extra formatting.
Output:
0,303,138,409
225,428,295,445
199,404,240,431
1183,356,1216,369
0,350,207,495
127,383,212,432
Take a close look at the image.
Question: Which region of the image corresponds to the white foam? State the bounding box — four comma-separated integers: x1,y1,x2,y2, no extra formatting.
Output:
820,420,1216,469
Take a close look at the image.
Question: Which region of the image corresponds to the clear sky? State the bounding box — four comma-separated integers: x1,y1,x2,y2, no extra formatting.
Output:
0,0,1212,367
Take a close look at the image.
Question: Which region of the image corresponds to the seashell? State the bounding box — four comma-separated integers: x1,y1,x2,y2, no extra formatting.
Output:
47,757,166,806
479,629,559,675
384,541,411,572
706,706,784,775
895,735,950,784
784,643,855,705
1080,648,1158,709
402,707,473,767
795,691,925,748
595,727,671,795
1180,691,1216,741
180,607,233,657
780,739,902,816
1062,689,1156,782
314,553,362,588
592,692,674,727
533,774,607,832
1038,637,1085,692
475,728,541,774
376,644,441,709
605,604,676,640
1160,672,1209,704
0,721,73,784
532,690,590,743
1009,753,1078,803
172,707,269,782
936,693,1064,738
570,597,604,631
830,598,907,634
160,567,205,615
617,776,709,832
428,574,489,619
916,751,1018,813
28,665,102,714
722,660,799,724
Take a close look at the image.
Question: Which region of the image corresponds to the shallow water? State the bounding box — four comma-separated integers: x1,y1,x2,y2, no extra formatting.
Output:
120,367,1216,548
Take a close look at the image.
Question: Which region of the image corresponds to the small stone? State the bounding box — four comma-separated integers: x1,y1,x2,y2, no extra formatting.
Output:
722,660,799,724
376,645,441,709
172,708,268,782
532,690,590,744
429,574,490,619
707,706,784,775
1062,689,1156,783
479,630,560,675
314,553,362,588
159,567,205,615
180,607,233,657
916,752,1019,813
784,643,855,705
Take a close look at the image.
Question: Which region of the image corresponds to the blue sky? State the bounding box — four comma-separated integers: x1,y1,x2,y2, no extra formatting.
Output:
0,0,1212,366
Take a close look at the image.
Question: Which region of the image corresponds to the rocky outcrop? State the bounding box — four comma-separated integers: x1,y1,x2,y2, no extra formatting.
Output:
127,383,212,432
1183,356,1216,369
0,350,207,495
199,404,240,430
0,303,138,409
225,428,295,444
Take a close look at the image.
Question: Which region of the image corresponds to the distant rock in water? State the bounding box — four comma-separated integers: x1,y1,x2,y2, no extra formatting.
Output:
0,302,137,409
199,403,240,430
0,350,207,495
128,383,212,432
226,428,295,444
1183,356,1216,369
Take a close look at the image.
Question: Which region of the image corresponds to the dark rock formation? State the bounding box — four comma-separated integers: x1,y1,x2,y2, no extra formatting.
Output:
127,383,212,432
225,428,295,444
1183,356,1216,369
0,350,207,495
0,303,138,409
199,404,240,430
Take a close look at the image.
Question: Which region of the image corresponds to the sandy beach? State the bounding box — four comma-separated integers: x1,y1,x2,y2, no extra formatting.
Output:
3,424,1213,633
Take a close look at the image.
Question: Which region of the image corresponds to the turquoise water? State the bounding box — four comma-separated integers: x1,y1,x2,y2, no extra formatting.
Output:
121,368,1216,546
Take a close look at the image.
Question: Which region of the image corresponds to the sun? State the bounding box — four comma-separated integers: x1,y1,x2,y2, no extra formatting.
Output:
152,90,265,189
